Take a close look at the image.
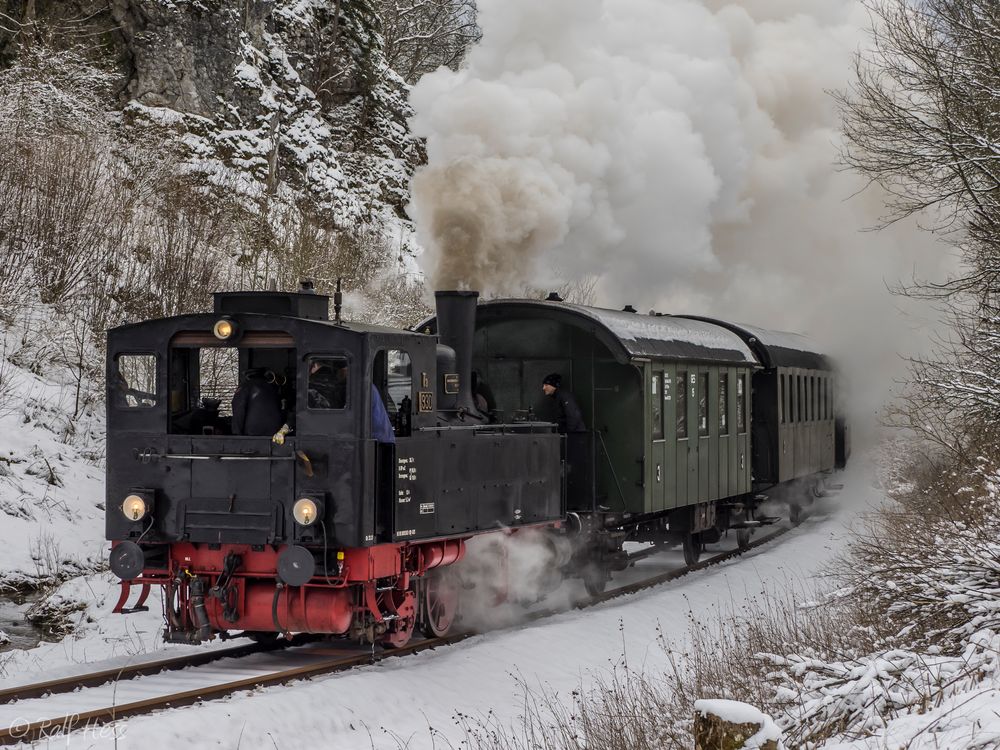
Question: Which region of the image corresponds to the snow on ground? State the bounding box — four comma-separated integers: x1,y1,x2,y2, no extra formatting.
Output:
0,574,241,682
0,322,106,588
0,458,878,749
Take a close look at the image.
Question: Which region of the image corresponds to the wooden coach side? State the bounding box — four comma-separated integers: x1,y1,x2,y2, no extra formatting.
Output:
643,362,754,514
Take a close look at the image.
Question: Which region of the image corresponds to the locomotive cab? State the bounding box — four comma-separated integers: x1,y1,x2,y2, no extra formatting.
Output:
106,287,564,645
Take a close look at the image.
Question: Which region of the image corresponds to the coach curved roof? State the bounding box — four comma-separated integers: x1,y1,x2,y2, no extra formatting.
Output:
462,299,759,366
678,317,831,371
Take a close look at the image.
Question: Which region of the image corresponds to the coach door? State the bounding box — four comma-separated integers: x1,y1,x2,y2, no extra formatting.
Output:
696,368,711,500
675,369,699,505
649,367,667,513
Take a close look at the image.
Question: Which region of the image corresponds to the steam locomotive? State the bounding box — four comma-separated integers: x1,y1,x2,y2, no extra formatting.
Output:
106,285,848,646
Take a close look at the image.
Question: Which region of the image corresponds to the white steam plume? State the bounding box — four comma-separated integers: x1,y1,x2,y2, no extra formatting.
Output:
409,0,958,428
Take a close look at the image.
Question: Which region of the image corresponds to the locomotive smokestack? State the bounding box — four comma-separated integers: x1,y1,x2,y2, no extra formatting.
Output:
435,290,480,415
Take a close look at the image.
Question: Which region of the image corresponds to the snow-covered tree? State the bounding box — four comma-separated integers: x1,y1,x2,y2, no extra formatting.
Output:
841,0,1000,447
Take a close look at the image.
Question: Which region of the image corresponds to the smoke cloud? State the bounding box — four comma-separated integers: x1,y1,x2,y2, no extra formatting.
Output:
408,0,958,427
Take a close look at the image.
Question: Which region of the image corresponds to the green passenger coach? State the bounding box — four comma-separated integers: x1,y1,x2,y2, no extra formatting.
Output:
461,299,760,566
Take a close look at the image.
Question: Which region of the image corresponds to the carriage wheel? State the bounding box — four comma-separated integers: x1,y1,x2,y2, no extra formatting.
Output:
682,533,702,566
379,589,416,648
582,562,609,597
421,570,460,638
736,528,752,550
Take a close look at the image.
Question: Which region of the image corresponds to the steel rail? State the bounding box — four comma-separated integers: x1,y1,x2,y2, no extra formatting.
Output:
0,639,296,705
0,517,807,746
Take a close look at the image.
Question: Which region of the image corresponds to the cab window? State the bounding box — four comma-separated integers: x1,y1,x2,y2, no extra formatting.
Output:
386,350,413,412
372,349,413,437
114,354,157,408
167,333,295,435
308,357,349,409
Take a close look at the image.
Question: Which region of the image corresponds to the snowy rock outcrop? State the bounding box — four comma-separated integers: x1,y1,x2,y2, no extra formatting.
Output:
1,0,420,222
116,0,419,220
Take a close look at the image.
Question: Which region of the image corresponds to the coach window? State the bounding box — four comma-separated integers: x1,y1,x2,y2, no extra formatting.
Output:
114,354,157,408
810,376,815,421
803,375,809,422
676,371,688,439
788,375,799,423
811,376,817,422
698,373,709,437
737,374,747,433
778,374,784,424
796,375,803,423
307,356,349,409
785,375,791,423
651,374,664,440
719,372,729,435
813,375,823,422
803,376,809,422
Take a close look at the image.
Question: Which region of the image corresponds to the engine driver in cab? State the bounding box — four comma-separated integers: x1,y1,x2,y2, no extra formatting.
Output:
542,373,585,434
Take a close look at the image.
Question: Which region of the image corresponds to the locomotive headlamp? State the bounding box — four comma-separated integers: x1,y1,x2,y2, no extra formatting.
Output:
212,317,238,341
293,497,322,526
122,494,149,522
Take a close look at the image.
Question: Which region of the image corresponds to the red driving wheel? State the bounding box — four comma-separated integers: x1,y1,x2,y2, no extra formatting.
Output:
379,589,416,648
422,570,460,637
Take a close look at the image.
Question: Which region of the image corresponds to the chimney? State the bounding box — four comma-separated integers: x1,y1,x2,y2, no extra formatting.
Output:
435,290,481,415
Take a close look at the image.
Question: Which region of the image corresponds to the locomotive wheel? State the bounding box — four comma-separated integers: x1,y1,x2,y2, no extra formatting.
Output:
379,589,416,649
582,563,609,597
421,570,460,638
736,528,752,550
682,533,702,566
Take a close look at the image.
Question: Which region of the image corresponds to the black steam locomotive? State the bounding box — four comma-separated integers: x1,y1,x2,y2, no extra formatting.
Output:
106,285,847,646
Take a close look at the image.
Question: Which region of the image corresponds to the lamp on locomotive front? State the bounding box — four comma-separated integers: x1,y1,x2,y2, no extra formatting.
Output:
293,497,323,526
121,493,150,522
212,316,239,341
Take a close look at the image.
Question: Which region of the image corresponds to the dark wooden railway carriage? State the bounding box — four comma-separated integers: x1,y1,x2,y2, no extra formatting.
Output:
681,319,850,504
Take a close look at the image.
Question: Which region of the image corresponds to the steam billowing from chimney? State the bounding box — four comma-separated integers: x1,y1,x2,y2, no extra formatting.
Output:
408,0,762,296
408,0,956,429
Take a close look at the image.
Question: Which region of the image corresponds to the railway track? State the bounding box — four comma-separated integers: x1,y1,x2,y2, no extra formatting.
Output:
0,518,803,746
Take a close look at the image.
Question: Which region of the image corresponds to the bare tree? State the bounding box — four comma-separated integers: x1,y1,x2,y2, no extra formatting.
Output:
840,1,1000,446
378,0,479,83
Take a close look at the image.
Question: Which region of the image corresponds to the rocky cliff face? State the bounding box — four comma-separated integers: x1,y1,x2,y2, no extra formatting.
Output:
1,0,419,223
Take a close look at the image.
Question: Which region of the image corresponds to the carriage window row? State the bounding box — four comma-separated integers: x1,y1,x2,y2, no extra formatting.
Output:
656,371,746,440
779,372,833,424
